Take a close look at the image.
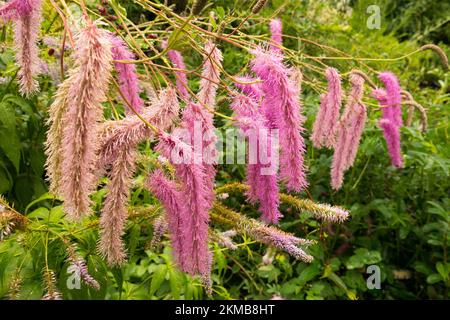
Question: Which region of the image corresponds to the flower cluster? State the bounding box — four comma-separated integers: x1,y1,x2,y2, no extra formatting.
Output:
33,11,443,297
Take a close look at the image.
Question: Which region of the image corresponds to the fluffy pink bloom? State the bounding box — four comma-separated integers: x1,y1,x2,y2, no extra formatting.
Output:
96,88,179,265
162,40,189,100
331,74,367,190
180,102,216,205
59,23,112,220
98,86,179,169
156,132,211,277
231,93,281,224
109,34,143,114
146,170,186,267
44,80,70,196
372,72,403,168
311,67,342,148
98,145,136,266
269,18,282,53
250,47,308,192
234,75,264,100
10,0,42,96
378,72,402,127
0,0,32,21
197,40,222,108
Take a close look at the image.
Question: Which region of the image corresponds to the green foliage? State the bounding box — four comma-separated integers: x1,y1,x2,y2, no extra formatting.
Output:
0,48,48,210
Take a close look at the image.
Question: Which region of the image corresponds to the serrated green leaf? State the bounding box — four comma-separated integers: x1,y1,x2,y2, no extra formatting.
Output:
149,264,167,297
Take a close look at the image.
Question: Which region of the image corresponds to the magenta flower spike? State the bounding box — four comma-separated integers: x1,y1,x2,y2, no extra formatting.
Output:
231,93,282,224
181,102,217,205
269,18,283,54
156,132,211,277
162,40,190,100
250,46,308,192
311,67,343,148
197,40,223,108
372,72,404,168
146,170,186,268
331,73,367,190
109,34,143,114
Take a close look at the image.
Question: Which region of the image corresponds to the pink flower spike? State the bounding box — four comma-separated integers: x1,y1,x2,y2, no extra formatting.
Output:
162,40,190,101
371,72,404,168
146,170,186,268
250,47,308,192
12,0,42,96
109,34,143,114
269,18,283,53
331,73,367,190
0,0,32,21
156,133,211,277
231,93,282,224
98,146,136,266
60,23,113,220
197,40,223,108
233,75,264,100
311,67,343,148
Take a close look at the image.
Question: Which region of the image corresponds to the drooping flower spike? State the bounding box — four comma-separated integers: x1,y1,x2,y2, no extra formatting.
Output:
180,102,217,205
109,33,143,114
250,46,308,192
311,67,343,148
146,170,186,268
162,40,190,101
197,40,223,108
156,132,211,277
372,72,403,168
2,0,43,96
59,22,113,220
331,73,367,190
231,93,281,224
269,18,283,54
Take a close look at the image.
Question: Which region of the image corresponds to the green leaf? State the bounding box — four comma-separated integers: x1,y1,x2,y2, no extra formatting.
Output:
27,207,49,219
25,192,57,214
111,267,124,299
426,273,442,284
346,248,382,270
298,263,321,286
127,224,141,257
168,267,182,299
436,262,448,281
0,166,11,193
0,102,20,171
149,264,167,297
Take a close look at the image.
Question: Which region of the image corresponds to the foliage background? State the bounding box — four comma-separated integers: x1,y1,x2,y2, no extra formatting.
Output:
0,0,449,299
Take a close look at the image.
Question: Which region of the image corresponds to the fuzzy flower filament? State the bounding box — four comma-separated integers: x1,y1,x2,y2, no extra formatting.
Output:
109,34,143,114
59,23,113,220
251,47,308,192
311,67,343,148
372,72,403,168
331,73,367,190
11,0,42,96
